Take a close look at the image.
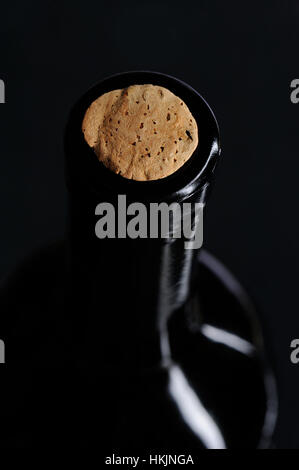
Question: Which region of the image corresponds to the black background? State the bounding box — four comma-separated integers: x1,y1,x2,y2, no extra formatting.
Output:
0,0,298,448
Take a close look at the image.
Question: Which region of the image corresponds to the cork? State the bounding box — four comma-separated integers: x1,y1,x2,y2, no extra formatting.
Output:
82,84,198,181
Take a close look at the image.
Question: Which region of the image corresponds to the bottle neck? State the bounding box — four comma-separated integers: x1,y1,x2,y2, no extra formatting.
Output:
63,72,220,369
66,186,207,369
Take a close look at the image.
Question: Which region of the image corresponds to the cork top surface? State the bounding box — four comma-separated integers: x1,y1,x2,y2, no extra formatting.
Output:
82,84,198,181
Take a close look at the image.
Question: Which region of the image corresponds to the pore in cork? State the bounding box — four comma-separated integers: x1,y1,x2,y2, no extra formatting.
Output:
82,84,198,181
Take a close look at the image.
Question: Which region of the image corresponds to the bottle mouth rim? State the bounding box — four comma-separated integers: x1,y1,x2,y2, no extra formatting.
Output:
65,70,220,203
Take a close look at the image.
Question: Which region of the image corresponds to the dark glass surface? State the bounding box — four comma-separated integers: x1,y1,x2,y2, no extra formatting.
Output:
0,243,277,448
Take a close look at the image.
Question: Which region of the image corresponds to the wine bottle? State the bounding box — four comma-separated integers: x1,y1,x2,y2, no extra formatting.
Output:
0,71,277,449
